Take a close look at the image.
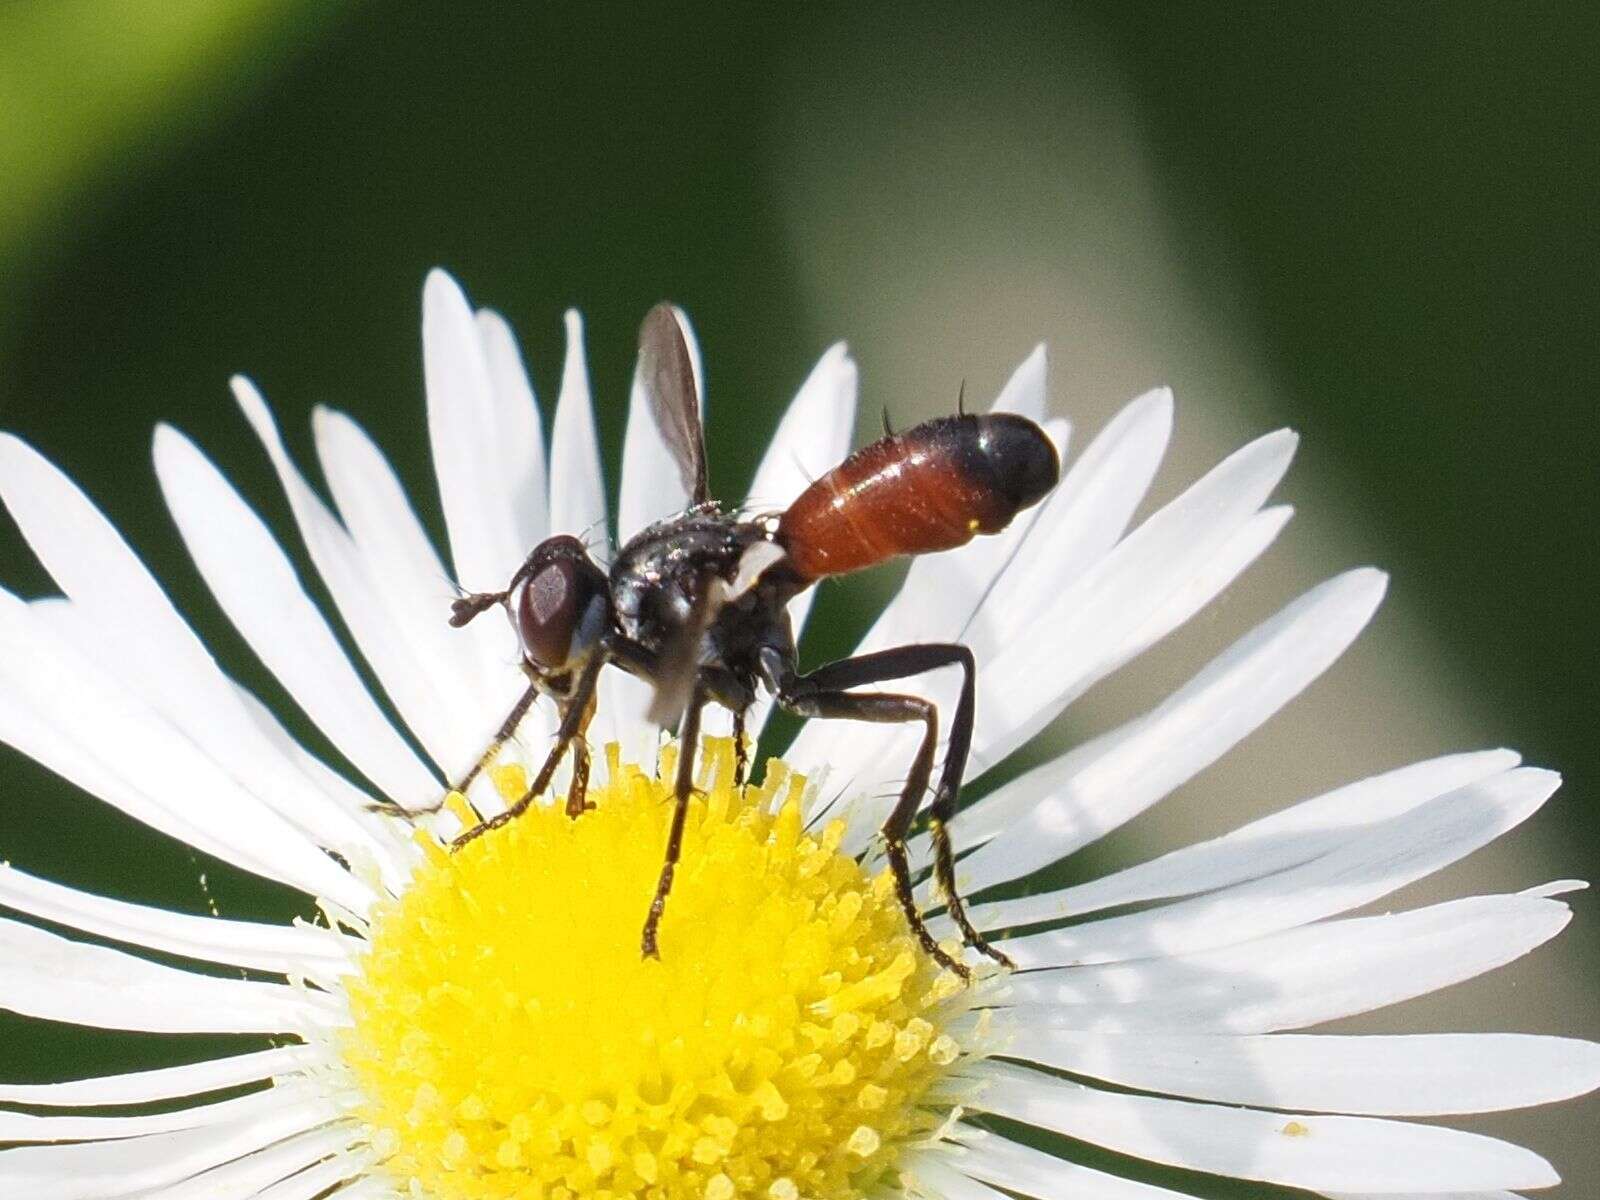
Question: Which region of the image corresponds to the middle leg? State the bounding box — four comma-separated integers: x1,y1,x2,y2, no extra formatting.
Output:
640,676,711,959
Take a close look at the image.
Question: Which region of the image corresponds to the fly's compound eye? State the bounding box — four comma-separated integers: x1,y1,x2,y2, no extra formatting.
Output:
511,537,607,670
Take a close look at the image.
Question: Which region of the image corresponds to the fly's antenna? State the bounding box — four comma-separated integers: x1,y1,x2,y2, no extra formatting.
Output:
881,406,895,437
449,590,508,627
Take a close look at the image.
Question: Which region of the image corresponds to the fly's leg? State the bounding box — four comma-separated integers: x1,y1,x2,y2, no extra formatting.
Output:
781,685,961,976
766,643,1013,978
567,737,593,818
731,706,749,787
565,694,598,818
456,682,541,799
453,654,606,849
640,677,710,959
369,681,541,819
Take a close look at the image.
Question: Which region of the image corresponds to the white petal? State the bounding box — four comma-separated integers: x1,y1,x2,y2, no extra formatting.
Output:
247,1143,374,1200
0,917,329,1034
314,406,500,693
593,670,662,771
0,1080,312,1141
1002,892,1573,1032
969,749,1516,930
0,436,390,884
1002,1030,1600,1115
935,1131,1206,1200
843,488,1284,873
1524,878,1587,898
948,568,1385,898
991,387,1173,623
902,1152,1014,1200
0,1101,349,1200
230,683,417,887
0,436,267,778
153,423,439,810
992,343,1048,419
0,622,245,875
321,1177,395,1200
253,1162,372,1200
971,426,1297,773
617,307,705,543
744,342,859,514
1005,765,1557,968
422,269,525,591
136,1125,363,1200
1100,502,1295,686
475,307,549,551
234,379,503,797
968,1060,1559,1192
0,590,370,911
0,1046,315,1107
313,407,536,815
548,309,608,552
1005,767,1557,968
33,594,400,882
0,864,354,976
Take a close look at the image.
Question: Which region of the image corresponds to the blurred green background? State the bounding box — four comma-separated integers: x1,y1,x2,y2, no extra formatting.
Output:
0,3,1595,1196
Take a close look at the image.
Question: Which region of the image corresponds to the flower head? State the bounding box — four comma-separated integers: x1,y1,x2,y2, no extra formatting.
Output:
0,268,1595,1199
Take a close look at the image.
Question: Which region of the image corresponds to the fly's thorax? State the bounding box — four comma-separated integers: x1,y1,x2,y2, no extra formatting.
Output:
608,512,771,651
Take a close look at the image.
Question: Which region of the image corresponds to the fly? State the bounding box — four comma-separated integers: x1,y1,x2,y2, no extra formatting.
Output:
434,304,1060,977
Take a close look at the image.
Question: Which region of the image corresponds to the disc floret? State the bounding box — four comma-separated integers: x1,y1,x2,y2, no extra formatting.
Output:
341,741,977,1200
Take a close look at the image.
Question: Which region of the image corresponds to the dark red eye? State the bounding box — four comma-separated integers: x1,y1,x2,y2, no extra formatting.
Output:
510,536,606,669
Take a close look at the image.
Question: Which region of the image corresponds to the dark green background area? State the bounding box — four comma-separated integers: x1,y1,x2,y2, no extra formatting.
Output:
0,5,1594,1198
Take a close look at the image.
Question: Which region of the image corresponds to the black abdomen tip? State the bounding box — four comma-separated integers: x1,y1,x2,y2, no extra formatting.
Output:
976,413,1060,512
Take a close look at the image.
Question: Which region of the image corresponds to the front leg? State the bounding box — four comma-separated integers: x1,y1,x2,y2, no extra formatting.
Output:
370,681,542,820
452,652,607,849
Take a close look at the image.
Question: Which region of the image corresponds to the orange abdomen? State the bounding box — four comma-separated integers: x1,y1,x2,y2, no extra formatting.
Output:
776,413,1059,582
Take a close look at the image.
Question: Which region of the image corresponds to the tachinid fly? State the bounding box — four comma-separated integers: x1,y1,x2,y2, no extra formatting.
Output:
428,304,1060,977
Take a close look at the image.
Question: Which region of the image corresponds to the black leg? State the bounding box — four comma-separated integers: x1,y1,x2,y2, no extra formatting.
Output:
731,706,748,787
564,701,596,818
640,676,710,959
452,654,606,849
370,681,542,819
767,642,1012,976
457,681,541,796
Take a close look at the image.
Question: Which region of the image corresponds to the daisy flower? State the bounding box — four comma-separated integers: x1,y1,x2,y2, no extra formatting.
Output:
0,268,1595,1200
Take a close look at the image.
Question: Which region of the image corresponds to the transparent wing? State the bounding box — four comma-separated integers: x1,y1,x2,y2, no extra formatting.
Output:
638,303,708,505
645,569,724,727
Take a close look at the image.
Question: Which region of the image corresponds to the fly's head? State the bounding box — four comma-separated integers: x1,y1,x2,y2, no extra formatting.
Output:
505,535,611,690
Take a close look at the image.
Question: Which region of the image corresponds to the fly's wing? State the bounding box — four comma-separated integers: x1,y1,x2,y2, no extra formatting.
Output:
645,569,723,727
638,303,709,505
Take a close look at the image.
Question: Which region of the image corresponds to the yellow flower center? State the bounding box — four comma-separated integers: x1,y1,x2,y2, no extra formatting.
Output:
341,739,971,1200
